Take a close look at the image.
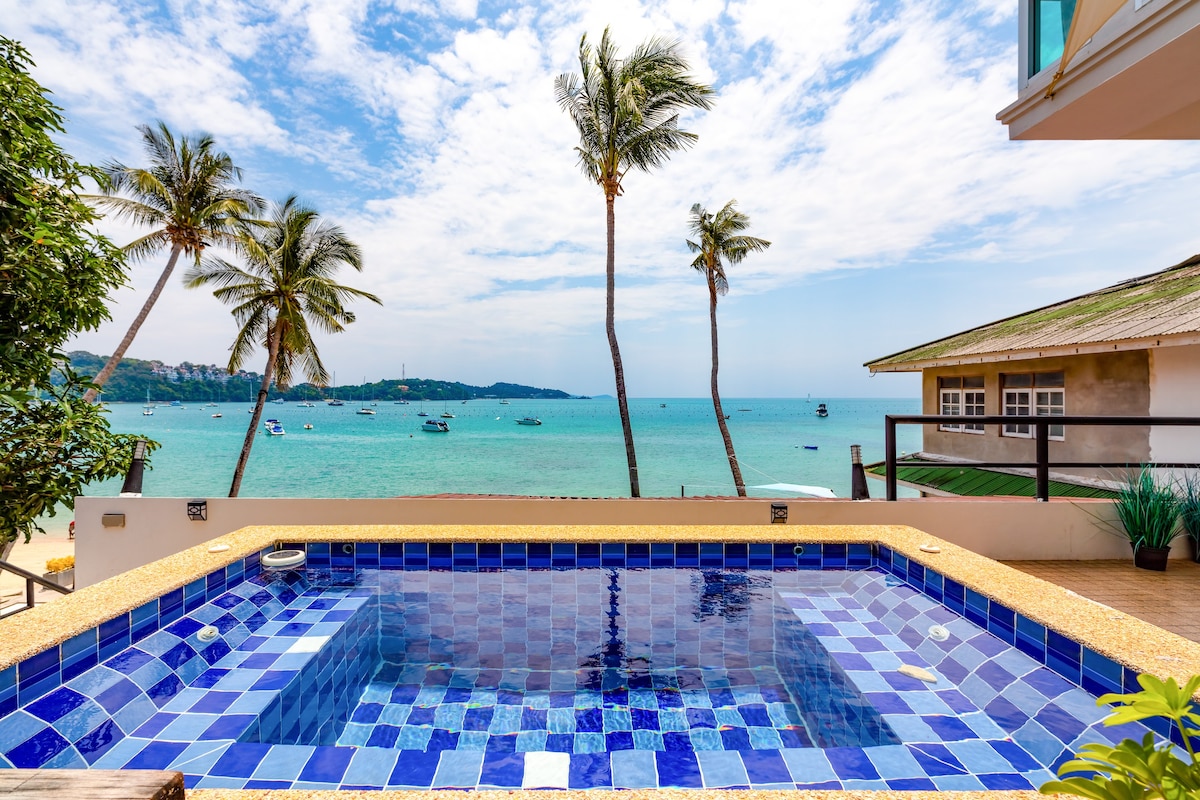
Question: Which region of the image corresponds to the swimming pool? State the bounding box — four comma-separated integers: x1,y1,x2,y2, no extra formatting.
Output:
0,539,1168,791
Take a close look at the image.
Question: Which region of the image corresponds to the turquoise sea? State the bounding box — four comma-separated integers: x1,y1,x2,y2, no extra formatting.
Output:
85,397,922,500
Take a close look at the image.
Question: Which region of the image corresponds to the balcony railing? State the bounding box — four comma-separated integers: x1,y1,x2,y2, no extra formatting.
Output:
884,414,1200,501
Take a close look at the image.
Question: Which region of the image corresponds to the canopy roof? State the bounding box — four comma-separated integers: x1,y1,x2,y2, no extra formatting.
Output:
751,483,837,499
866,253,1200,372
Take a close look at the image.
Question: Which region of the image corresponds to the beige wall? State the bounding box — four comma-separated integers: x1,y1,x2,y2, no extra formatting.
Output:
921,351,1150,478
74,494,1147,587
1149,343,1200,463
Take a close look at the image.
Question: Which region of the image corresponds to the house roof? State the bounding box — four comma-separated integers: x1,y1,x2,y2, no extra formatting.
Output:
865,254,1200,371
864,462,1119,499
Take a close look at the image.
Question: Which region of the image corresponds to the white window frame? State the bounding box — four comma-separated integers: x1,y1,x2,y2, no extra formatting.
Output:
1003,388,1033,437
1003,374,1065,440
963,389,986,434
939,389,963,432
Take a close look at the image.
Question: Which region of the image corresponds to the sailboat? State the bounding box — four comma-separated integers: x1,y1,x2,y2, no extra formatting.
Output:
142,389,154,416
440,401,455,419
356,378,376,415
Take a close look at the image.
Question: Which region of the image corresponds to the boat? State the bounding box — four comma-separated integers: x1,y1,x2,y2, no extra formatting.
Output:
660,403,667,408
297,401,315,408
142,390,154,416
205,402,218,408
417,411,429,417
270,398,284,405
326,398,345,406
358,378,377,414
516,417,542,426
211,413,222,419
264,419,285,435
816,403,829,417
440,411,455,419
169,400,181,407
802,445,818,450
394,399,409,405
499,399,510,405
737,408,752,412
422,419,450,432
356,407,376,415
303,423,313,430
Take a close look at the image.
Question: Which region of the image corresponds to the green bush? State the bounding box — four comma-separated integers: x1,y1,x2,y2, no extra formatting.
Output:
1041,673,1200,800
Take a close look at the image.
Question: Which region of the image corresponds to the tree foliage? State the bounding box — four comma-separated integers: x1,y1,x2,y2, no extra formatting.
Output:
186,196,380,497
0,37,150,545
555,27,714,497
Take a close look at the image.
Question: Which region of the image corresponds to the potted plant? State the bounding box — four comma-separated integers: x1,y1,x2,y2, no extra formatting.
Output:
1179,472,1200,562
43,556,74,589
1113,466,1181,571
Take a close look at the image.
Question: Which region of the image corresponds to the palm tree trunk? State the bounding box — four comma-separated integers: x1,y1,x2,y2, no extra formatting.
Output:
709,271,745,496
82,244,184,403
229,324,281,498
606,192,640,498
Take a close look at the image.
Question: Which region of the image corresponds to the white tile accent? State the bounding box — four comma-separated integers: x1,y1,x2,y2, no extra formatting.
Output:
522,751,570,789
286,635,329,653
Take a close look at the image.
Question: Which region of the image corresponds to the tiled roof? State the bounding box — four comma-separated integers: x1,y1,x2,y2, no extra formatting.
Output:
866,253,1200,369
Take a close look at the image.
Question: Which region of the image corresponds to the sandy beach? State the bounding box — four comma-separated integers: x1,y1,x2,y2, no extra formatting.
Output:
1,525,75,611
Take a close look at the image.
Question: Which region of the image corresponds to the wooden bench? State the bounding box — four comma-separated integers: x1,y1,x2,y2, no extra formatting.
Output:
0,770,184,799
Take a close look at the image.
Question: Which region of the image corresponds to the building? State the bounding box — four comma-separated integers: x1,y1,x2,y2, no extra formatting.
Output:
863,254,1200,495
997,0,1200,139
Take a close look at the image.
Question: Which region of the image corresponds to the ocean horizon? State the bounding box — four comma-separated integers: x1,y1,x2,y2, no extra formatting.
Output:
69,397,922,507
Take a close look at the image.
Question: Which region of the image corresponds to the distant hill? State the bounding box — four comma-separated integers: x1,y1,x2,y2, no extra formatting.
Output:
63,351,578,403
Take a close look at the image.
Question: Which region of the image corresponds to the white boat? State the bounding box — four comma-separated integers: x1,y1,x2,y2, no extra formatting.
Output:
440,411,455,419
297,401,315,408
394,399,409,405
516,417,542,426
211,413,222,418
327,399,345,406
815,403,829,418
142,389,154,416
422,419,450,432
264,418,285,435
356,407,376,415
303,423,313,430
270,398,285,405
417,411,429,417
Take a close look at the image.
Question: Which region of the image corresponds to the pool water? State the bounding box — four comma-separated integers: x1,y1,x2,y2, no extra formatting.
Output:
0,544,1156,791
336,568,897,754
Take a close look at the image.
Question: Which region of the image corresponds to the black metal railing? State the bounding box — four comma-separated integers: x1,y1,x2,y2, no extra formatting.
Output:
0,558,71,617
884,414,1200,501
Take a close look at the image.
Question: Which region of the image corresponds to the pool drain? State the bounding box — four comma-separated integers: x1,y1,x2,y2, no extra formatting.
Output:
197,625,219,643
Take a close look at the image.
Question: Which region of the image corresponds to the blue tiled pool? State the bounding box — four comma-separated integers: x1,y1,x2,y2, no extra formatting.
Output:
0,543,1156,790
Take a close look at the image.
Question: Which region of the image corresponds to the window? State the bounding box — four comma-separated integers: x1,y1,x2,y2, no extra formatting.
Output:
938,376,985,434
1002,372,1064,439
1030,0,1077,76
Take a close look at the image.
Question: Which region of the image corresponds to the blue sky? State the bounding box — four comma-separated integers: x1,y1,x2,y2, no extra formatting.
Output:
7,0,1200,397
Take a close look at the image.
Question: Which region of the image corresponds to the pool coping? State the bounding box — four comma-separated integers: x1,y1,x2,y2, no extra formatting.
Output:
3,522,1199,800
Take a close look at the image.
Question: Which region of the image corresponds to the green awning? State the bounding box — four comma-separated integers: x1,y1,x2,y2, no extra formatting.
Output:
865,461,1118,499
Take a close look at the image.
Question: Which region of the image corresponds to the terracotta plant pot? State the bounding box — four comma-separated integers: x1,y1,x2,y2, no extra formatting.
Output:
1132,545,1171,572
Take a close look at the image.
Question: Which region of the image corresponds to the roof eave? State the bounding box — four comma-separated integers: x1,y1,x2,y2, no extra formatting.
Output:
866,330,1200,373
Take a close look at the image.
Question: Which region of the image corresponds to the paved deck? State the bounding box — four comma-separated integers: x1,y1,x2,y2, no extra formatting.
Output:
1004,558,1200,643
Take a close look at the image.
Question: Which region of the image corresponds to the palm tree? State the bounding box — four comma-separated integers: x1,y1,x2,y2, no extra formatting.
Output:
185,196,381,497
555,27,714,498
82,122,263,402
686,200,770,497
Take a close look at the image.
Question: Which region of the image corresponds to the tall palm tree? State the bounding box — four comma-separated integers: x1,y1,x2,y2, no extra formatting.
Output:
82,122,263,402
185,196,381,497
555,27,714,498
686,200,770,497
